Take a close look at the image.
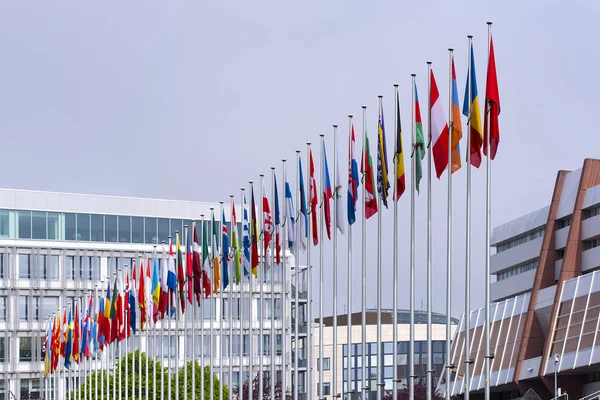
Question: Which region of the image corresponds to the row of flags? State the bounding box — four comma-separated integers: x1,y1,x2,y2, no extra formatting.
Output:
42,34,501,379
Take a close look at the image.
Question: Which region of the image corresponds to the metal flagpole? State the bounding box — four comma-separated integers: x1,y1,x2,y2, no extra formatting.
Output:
270,167,276,400
209,214,215,400
259,174,265,400
484,21,493,400
112,273,117,400
347,115,354,400
184,227,189,400
319,133,325,400
464,34,474,400
410,74,416,400
377,96,384,400
228,197,234,400
140,257,144,400
168,236,175,400
426,61,433,400
153,247,158,400
305,143,313,400
392,86,399,400
294,150,301,400
361,105,367,400
192,230,197,400
219,202,224,400
248,182,254,398
237,187,245,400
161,242,166,400
200,216,206,400
94,283,99,400
281,159,288,400
176,232,181,400
332,125,339,400
119,270,124,400
125,267,129,400
446,48,454,400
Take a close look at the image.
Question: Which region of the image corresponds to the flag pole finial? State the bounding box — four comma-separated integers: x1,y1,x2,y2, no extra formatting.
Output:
362,105,367,109
200,214,204,218
306,142,311,145
468,34,473,39
296,150,300,154
333,124,338,128
411,73,416,77
348,114,353,118
220,201,224,205
282,159,286,162
449,48,454,52
487,21,493,26
184,225,188,228
378,95,383,99
260,174,264,178
271,167,275,170
393,84,398,88
320,134,325,138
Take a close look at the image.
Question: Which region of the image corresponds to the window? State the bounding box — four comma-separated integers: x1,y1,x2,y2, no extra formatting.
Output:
557,217,571,229
40,297,58,321
318,383,331,396
496,227,544,253
497,259,539,281
19,296,29,321
20,379,41,400
42,255,59,280
170,219,183,239
18,210,31,239
19,254,31,279
318,357,331,371
0,255,4,279
158,218,169,243
584,206,600,220
80,256,91,280
584,238,600,251
65,213,76,241
145,217,157,244
118,216,131,243
76,214,90,241
31,211,46,239
0,210,9,238
0,337,5,362
105,215,118,242
90,214,103,242
20,337,33,361
0,297,5,320
47,212,59,240
132,217,144,244
66,256,75,280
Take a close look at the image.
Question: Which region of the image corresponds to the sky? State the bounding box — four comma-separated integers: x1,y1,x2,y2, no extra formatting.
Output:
0,0,599,318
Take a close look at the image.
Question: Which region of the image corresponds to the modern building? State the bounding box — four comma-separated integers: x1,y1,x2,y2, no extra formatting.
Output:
0,188,308,399
442,158,600,399
313,309,458,400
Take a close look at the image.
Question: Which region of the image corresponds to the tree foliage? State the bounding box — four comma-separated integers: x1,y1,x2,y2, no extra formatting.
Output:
233,373,291,400
383,382,444,400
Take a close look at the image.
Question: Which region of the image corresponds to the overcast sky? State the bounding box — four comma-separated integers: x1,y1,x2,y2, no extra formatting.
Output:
0,1,598,318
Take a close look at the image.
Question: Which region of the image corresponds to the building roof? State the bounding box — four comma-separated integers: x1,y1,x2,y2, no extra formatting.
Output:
315,309,459,326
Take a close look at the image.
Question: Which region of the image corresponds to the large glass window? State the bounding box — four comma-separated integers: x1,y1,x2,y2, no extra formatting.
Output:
90,214,103,242
118,216,131,243
20,378,41,400
0,210,9,238
19,296,28,321
170,219,183,238
19,254,30,279
132,217,144,244
66,256,75,280
80,256,91,280
47,212,59,240
31,211,46,240
19,337,33,361
145,217,157,244
0,297,6,320
105,215,118,242
43,255,59,280
18,210,31,239
65,213,76,241
40,297,58,321
158,218,169,244
76,214,90,241
0,337,5,362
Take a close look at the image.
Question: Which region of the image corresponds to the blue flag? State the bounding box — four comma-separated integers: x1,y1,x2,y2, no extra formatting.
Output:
222,210,230,289
299,157,308,251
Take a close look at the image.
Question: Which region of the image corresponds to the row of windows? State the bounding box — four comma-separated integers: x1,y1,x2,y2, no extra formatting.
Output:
496,227,545,253
584,238,600,251
0,209,234,245
557,216,572,229
496,258,539,281
342,340,445,356
584,205,600,220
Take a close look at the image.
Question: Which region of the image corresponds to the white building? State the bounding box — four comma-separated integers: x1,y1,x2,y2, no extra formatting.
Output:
0,188,308,399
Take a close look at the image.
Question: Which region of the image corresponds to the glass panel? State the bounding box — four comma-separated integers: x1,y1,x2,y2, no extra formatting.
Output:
158,218,169,244
76,214,90,241
46,255,59,280
105,215,118,243
145,217,157,244
19,337,32,361
91,214,103,242
18,210,31,239
47,212,59,240
131,217,143,244
18,296,28,320
118,216,131,243
65,213,76,241
19,255,30,279
41,297,58,320
31,211,46,240
170,219,183,238
0,210,9,238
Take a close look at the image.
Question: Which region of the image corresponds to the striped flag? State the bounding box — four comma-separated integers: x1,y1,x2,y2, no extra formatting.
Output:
221,210,230,290
285,180,296,250
322,142,333,239
361,135,378,219
212,212,220,294
394,92,406,199
347,124,359,224
250,186,259,277
430,68,450,178
309,149,319,245
242,194,251,277
192,223,202,304
299,157,308,251
414,83,426,193
463,42,483,168
451,57,463,173
263,182,273,268
335,144,346,234
274,176,281,264
377,102,390,207
201,218,212,297
231,201,242,284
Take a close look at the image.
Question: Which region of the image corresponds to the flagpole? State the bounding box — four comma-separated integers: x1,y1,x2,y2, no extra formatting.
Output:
140,258,144,400
392,84,399,400
160,243,165,400
228,196,235,400
259,174,265,400
208,214,215,400
219,203,225,400
446,48,454,400
191,232,196,400
153,247,158,400
305,143,313,400
237,187,245,400
464,34,474,400
410,74,416,400
346,115,354,400
248,183,254,398
426,61,433,400
294,150,301,400
125,267,129,400
484,21,493,400
318,133,326,400
376,95,384,400
281,158,288,400
361,105,368,400
184,227,189,400
270,167,277,400
200,217,206,400
94,283,99,400
332,123,340,400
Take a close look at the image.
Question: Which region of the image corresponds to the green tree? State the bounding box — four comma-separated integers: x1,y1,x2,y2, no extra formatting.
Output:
174,361,229,400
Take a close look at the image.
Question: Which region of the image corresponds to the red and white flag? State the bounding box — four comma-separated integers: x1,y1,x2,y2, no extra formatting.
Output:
430,69,450,179
262,182,273,268
309,149,319,246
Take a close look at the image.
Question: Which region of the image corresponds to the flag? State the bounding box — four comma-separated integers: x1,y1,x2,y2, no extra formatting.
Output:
72,301,80,363
221,210,230,290
463,43,483,168
129,267,137,334
97,293,106,348
116,272,125,342
250,186,259,277
145,257,153,324
212,212,221,293
176,234,186,313
152,249,161,322
61,308,67,357
44,322,51,376
110,275,119,343
430,68,450,179
64,308,73,369
186,227,193,305
484,35,500,160
335,139,346,234
192,222,203,304
451,57,463,173
377,102,391,207
309,149,319,245
82,294,92,357
348,124,359,224
395,92,406,199
231,201,242,284
201,218,212,297
273,176,281,264
242,194,251,277
262,182,273,268
167,238,177,293
414,83,426,193
285,180,296,250
322,142,333,239
138,260,147,331
52,315,60,371
361,135,378,219
103,282,112,344
298,157,308,251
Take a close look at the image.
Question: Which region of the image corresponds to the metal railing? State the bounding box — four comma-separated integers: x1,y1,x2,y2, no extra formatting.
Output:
579,389,600,400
